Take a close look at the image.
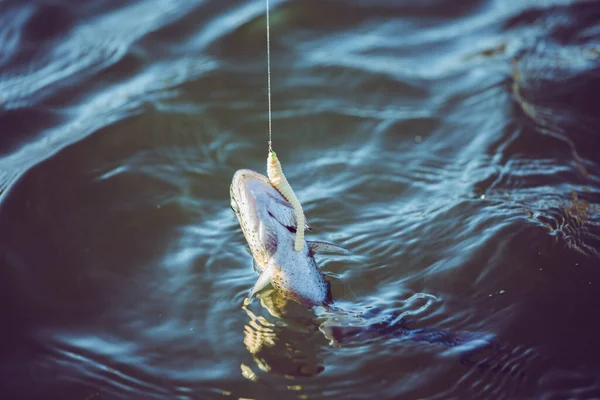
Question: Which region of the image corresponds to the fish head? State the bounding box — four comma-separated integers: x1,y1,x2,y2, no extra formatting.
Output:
230,169,281,269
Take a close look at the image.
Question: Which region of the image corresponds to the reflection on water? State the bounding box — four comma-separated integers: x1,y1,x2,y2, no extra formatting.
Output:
1,0,600,399
242,291,325,378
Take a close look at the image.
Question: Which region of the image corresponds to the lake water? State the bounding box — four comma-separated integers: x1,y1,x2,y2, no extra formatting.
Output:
1,0,600,399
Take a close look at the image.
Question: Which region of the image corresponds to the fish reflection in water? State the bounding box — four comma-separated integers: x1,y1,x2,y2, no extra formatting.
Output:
241,281,505,380
242,289,325,378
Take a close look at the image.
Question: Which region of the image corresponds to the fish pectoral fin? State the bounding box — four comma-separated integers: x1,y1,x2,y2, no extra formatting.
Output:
249,265,274,299
308,241,348,255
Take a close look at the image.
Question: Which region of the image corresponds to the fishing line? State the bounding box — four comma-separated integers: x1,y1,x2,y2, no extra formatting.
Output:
264,0,306,252
266,0,273,153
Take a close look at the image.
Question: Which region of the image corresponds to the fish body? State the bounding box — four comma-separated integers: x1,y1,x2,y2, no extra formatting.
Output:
230,169,341,307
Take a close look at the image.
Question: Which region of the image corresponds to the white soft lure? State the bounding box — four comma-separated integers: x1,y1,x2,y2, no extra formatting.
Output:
267,151,305,251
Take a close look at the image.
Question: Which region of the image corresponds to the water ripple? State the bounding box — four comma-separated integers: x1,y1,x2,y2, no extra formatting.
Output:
1,0,600,399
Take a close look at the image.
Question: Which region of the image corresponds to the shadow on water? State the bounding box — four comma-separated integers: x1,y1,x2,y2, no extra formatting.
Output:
0,0,600,399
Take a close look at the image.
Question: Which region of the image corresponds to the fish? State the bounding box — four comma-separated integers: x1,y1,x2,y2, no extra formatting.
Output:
230,169,346,307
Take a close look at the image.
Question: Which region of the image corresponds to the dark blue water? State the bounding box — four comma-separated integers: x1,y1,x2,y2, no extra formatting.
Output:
1,0,600,399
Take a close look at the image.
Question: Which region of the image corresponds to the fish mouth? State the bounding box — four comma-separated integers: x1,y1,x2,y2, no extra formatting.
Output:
230,169,275,233
230,169,269,211
231,169,308,238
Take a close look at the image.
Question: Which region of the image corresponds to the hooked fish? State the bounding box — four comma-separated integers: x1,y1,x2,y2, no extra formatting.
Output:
230,169,345,307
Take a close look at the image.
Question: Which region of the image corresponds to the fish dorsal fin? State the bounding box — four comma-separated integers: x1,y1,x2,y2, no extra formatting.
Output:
249,263,274,299
308,241,348,255
265,193,311,232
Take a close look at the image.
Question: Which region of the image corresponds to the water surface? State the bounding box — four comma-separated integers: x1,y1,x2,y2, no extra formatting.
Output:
1,0,600,399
